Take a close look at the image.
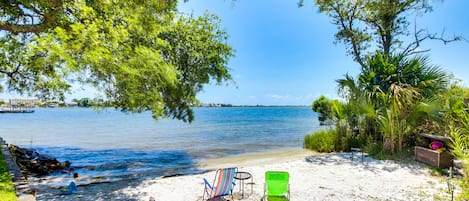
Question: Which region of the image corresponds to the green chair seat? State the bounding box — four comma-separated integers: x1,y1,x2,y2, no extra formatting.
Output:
264,171,290,201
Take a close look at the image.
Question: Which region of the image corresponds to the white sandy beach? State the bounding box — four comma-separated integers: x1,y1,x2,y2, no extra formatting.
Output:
114,149,452,201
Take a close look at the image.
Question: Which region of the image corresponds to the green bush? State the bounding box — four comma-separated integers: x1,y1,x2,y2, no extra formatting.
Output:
364,143,415,161
347,133,368,150
364,143,389,160
305,129,370,153
304,130,336,152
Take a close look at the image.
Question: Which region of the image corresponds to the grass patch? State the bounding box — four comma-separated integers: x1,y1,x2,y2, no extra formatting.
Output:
428,167,448,176
304,130,336,152
364,143,415,162
304,128,370,153
364,143,389,160
0,151,17,201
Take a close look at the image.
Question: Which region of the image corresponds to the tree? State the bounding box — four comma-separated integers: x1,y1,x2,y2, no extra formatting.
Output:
0,0,70,34
336,52,449,152
157,13,233,121
358,52,449,107
300,0,460,153
0,1,234,122
312,95,336,126
77,98,90,107
299,0,461,68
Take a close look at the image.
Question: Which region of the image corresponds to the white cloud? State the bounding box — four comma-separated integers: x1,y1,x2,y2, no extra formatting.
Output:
268,94,290,100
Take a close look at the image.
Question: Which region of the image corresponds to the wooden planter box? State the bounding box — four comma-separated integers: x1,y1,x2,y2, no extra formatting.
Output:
415,146,453,168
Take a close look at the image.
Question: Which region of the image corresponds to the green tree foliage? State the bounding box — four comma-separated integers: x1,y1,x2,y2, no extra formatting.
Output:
0,1,234,122
309,51,450,153
0,0,69,34
360,52,448,103
336,52,449,152
310,95,369,151
361,52,448,151
440,85,469,199
71,97,113,107
312,95,336,126
303,5,468,196
72,98,90,107
302,0,457,154
0,34,71,99
158,13,233,121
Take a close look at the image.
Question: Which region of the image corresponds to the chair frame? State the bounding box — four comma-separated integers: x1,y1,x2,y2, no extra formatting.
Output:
202,167,237,201
263,171,290,201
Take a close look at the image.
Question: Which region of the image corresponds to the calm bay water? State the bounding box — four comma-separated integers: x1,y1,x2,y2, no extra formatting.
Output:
0,107,319,184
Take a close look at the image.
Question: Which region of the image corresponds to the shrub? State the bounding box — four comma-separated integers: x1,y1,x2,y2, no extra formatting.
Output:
304,130,336,152
347,133,368,150
365,143,390,160
305,129,370,153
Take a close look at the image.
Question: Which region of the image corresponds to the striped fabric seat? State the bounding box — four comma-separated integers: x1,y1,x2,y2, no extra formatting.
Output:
203,167,237,200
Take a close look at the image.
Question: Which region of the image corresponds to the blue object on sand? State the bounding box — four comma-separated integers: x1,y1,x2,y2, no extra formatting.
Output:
60,181,77,195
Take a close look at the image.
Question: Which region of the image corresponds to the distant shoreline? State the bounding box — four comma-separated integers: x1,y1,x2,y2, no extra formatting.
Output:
2,105,311,109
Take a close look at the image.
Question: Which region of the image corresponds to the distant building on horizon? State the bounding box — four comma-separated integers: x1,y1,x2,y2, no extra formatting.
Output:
202,103,233,107
66,102,79,107
9,98,37,108
0,98,37,113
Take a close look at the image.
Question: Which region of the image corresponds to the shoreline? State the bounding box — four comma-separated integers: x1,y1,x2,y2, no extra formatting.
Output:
196,147,314,169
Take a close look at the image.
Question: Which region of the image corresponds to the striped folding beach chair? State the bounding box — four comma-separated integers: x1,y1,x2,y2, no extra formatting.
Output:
202,167,237,201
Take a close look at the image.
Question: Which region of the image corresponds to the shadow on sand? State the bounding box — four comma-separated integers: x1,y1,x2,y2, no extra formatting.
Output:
304,152,430,175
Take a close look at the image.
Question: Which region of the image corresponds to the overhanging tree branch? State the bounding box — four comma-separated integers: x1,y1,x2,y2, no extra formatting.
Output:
0,0,63,34
0,21,54,34
403,21,464,56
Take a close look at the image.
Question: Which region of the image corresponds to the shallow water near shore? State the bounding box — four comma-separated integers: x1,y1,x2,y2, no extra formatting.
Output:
0,106,319,199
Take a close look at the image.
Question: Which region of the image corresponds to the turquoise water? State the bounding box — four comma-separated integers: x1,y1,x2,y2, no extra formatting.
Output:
0,107,319,182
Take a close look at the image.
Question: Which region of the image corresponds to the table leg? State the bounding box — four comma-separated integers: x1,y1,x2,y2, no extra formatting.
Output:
250,176,253,194
241,179,245,198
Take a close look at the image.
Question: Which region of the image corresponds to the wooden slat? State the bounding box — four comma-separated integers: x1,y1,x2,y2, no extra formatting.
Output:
420,133,450,142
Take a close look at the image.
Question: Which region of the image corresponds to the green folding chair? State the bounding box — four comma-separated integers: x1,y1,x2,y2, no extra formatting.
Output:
263,171,290,201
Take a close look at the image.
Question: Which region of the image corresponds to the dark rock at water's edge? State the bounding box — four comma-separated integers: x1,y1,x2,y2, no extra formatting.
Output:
9,144,70,176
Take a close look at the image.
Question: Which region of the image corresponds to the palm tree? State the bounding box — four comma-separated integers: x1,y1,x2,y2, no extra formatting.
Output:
359,52,448,107
337,51,449,153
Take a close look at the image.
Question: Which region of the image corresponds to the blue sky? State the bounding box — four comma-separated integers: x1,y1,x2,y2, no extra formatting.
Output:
2,0,468,105
178,0,469,106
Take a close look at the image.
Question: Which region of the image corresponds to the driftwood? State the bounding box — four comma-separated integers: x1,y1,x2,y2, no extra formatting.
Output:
9,144,70,176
